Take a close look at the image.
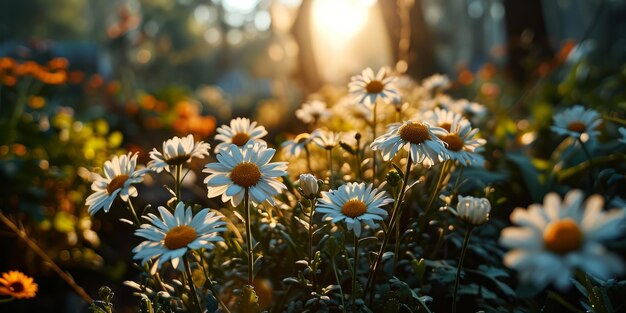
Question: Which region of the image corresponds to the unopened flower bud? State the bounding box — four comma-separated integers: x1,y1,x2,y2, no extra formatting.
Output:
299,173,319,199
456,196,491,226
386,170,402,187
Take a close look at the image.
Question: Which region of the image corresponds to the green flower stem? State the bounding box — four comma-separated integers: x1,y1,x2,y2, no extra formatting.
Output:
372,101,378,184
366,155,413,301
175,164,183,201
331,258,347,313
127,198,142,227
328,148,334,189
308,198,317,262
452,226,473,313
196,250,232,313
243,188,255,285
183,254,203,313
355,135,362,180
352,232,359,312
420,160,452,231
391,186,401,273
304,145,313,172
578,138,595,190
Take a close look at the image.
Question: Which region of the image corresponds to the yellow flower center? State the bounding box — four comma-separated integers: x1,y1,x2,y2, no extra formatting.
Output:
231,132,251,146
365,80,384,94
341,199,367,218
165,154,191,166
107,174,129,194
164,225,197,250
9,282,24,293
439,122,452,132
543,219,584,254
399,122,431,144
230,162,262,188
439,133,464,151
566,121,586,133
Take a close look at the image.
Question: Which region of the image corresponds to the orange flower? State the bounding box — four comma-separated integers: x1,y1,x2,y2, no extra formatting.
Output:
0,271,38,299
47,57,69,71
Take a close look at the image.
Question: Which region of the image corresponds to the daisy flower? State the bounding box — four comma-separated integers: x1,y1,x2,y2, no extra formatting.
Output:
295,100,331,124
280,133,312,158
0,271,38,299
371,121,448,167
148,134,211,173
204,142,288,206
132,202,226,272
214,117,268,153
550,105,601,141
312,129,341,150
422,74,450,93
425,108,486,166
85,152,147,215
443,98,488,122
316,182,393,237
349,67,400,106
499,190,626,290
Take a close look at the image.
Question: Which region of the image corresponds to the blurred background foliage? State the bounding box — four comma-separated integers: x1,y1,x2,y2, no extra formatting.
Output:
0,0,625,312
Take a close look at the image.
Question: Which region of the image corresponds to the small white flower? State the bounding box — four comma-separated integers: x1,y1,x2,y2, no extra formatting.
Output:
214,117,268,153
148,134,211,173
550,105,601,141
425,108,486,166
454,196,491,226
316,182,393,237
280,133,312,158
349,67,400,107
86,152,147,215
499,190,626,290
371,121,448,167
132,202,226,273
422,74,450,92
295,100,331,124
312,129,341,150
618,127,626,145
443,98,488,122
204,143,288,206
299,173,319,199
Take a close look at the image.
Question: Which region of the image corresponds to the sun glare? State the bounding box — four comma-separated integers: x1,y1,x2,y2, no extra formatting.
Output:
311,0,375,38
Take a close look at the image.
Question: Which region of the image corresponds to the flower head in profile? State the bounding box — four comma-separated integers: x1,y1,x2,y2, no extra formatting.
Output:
425,108,486,166
499,190,626,290
551,105,601,141
443,98,488,122
86,152,147,215
453,196,491,226
133,202,226,273
316,182,393,237
296,100,331,124
204,143,288,206
214,117,267,153
312,129,341,150
371,121,448,167
0,271,38,299
422,74,450,93
349,67,400,106
148,134,211,173
281,133,312,158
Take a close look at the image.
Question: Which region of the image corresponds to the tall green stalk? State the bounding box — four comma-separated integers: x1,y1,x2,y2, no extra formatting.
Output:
183,254,203,313
352,232,359,312
366,155,413,300
243,188,254,285
452,226,473,313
